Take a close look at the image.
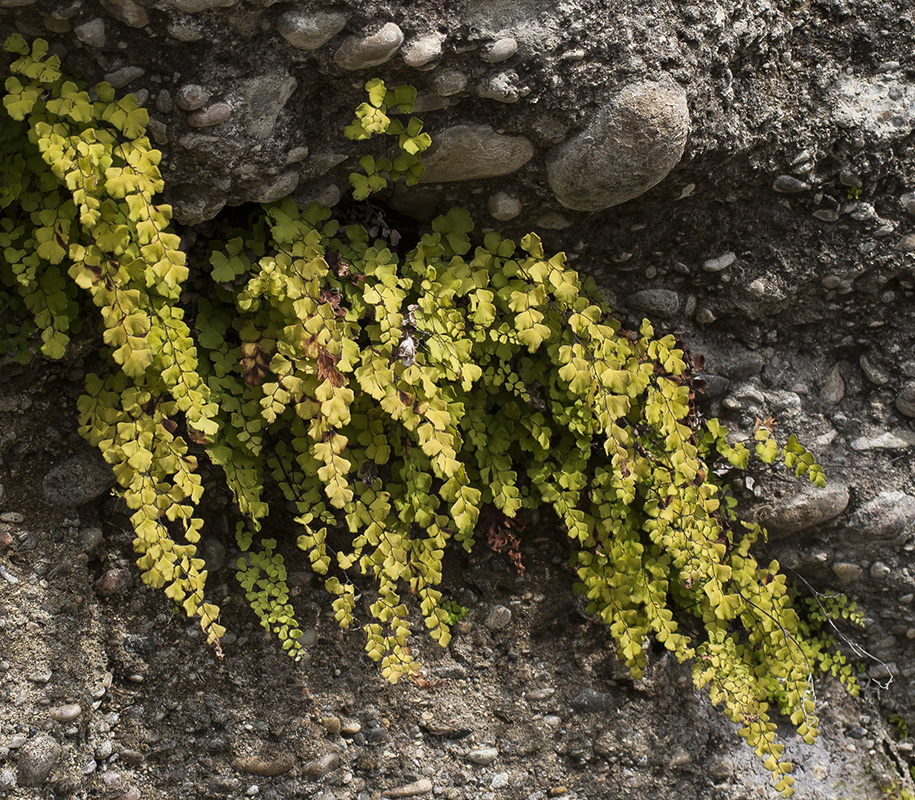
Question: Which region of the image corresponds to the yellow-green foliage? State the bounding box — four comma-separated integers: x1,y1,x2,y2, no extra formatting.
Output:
1,39,860,796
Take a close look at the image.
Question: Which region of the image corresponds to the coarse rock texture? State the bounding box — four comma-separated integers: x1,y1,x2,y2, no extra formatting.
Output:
546,79,690,211
2,1,915,799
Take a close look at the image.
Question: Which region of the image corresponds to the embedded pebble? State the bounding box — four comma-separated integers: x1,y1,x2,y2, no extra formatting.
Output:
526,687,555,701
850,430,915,451
94,568,132,597
0,769,14,791
759,484,850,538
385,778,433,798
477,71,526,103
168,19,205,42
628,289,680,318
402,34,444,68
773,175,809,193
820,365,845,404
482,37,518,63
489,192,521,221
548,78,689,211
233,753,295,777
870,561,891,579
74,18,105,48
468,747,498,765
79,527,104,553
433,70,467,97
334,23,404,71
485,605,512,630
50,704,82,723
570,688,614,713
321,717,342,735
695,308,716,324
896,382,915,417
104,67,145,90
285,146,309,165
101,771,123,790
896,234,915,253
0,511,23,523
42,451,115,508
118,788,141,800
420,125,533,182
105,0,148,27
491,772,510,789
171,0,236,10
860,355,890,386
340,720,361,736
95,739,114,760
176,84,211,111
17,735,60,788
120,750,144,765
901,191,915,215
848,492,915,539
0,529,12,550
277,11,346,51
189,104,232,128
813,208,839,222
0,564,19,585
831,562,863,582
703,252,736,272
303,752,340,778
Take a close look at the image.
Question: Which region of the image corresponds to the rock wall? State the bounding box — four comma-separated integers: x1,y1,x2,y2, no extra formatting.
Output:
2,1,915,798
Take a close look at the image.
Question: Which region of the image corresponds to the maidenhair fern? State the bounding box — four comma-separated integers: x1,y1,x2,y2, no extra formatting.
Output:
0,37,862,796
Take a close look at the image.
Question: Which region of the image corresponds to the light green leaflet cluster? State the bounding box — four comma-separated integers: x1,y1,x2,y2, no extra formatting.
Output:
0,37,860,796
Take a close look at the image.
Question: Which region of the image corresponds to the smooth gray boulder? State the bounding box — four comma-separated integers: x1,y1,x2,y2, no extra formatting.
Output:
420,125,534,182
547,79,689,211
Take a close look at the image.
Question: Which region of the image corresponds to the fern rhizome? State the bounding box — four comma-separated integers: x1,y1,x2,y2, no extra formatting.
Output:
1,36,862,795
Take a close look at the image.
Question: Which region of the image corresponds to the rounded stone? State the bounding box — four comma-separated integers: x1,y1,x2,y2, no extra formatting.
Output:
17,735,60,787
703,252,736,272
277,11,346,51
482,37,518,63
189,103,232,128
105,0,148,27
433,70,467,97
547,78,690,211
74,18,105,48
420,125,534,183
232,753,295,777
43,450,115,508
759,484,850,538
50,704,83,723
334,23,404,71
468,747,499,765
303,752,339,778
831,562,863,583
170,0,236,11
485,605,512,630
901,191,915,215
628,289,680,318
773,175,809,193
489,191,521,221
849,492,915,539
176,84,210,111
896,382,915,417
402,33,444,68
